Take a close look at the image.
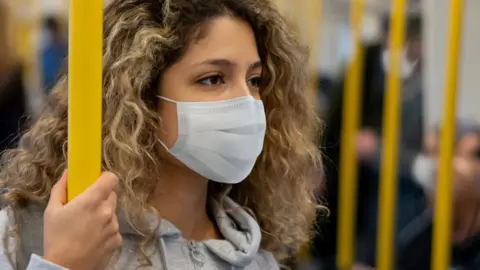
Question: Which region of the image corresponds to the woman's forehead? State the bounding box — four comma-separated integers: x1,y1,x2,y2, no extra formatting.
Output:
177,17,260,68
458,133,480,152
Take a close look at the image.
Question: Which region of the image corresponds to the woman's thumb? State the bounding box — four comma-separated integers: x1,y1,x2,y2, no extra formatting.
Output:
48,171,68,207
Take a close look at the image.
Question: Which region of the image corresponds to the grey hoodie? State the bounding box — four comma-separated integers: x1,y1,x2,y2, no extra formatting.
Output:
0,197,279,270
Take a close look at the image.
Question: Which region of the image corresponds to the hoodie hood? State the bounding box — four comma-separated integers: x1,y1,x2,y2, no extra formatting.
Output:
204,197,262,266
118,196,262,268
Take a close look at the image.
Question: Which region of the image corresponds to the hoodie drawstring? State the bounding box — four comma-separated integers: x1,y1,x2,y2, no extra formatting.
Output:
188,240,206,268
159,238,169,270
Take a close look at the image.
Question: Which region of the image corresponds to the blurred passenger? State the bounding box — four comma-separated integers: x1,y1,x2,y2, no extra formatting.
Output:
41,16,67,92
399,121,480,269
414,122,480,238
413,122,480,202
0,1,27,153
313,15,426,268
449,125,480,245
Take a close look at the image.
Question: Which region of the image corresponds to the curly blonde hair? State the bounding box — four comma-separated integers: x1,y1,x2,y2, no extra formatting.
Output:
0,0,322,261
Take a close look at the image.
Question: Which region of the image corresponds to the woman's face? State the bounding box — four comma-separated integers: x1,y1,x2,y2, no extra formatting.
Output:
458,133,479,157
157,17,263,166
457,132,480,174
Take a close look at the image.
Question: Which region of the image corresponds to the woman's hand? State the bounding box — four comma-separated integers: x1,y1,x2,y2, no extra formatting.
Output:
43,171,122,270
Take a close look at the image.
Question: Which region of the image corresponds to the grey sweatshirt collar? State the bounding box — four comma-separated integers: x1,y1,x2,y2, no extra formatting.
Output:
118,196,262,267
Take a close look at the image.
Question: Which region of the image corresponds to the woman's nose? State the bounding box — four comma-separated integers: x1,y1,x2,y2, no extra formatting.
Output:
231,81,260,99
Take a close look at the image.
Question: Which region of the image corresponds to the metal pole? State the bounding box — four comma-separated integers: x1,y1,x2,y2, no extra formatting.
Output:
337,0,365,268
376,0,406,269
68,0,103,200
431,0,463,269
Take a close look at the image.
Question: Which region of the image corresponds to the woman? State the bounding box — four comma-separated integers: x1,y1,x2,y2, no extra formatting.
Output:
0,0,322,269
398,122,480,269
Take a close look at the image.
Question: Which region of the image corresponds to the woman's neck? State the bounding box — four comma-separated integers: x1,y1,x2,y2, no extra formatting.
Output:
150,163,221,241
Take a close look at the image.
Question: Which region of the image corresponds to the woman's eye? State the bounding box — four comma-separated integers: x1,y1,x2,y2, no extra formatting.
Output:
248,76,263,88
197,75,225,85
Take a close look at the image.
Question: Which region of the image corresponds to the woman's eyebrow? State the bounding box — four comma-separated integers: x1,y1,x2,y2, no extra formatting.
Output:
192,58,262,72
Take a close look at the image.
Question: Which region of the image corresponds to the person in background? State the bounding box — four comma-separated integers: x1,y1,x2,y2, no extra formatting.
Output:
448,125,480,246
398,121,480,269
413,122,480,239
41,16,67,92
313,15,426,269
0,0,27,153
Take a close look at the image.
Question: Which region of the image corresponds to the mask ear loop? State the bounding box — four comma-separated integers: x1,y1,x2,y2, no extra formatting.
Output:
157,138,170,152
156,96,177,150
157,95,177,103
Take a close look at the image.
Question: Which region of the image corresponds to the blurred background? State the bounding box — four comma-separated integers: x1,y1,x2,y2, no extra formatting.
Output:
1,0,480,269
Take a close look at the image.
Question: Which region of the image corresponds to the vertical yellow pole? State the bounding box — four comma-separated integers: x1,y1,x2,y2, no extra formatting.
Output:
431,1,463,269
305,0,324,102
284,0,323,262
13,0,42,114
298,1,323,264
337,0,365,268
15,4,32,73
376,0,406,269
68,0,103,200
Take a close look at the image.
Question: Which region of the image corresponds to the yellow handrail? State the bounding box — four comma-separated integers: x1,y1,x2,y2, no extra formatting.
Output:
68,0,103,200
305,0,323,102
337,0,365,268
432,0,464,269
376,0,406,269
12,0,43,115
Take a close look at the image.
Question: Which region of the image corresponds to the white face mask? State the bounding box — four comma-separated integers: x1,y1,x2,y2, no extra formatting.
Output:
157,95,267,184
382,48,419,79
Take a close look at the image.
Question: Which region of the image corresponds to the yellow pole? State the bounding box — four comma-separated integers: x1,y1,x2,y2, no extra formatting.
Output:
376,0,406,269
337,0,365,268
293,0,324,262
296,0,323,262
305,0,324,102
12,0,43,115
68,0,103,200
431,0,463,269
